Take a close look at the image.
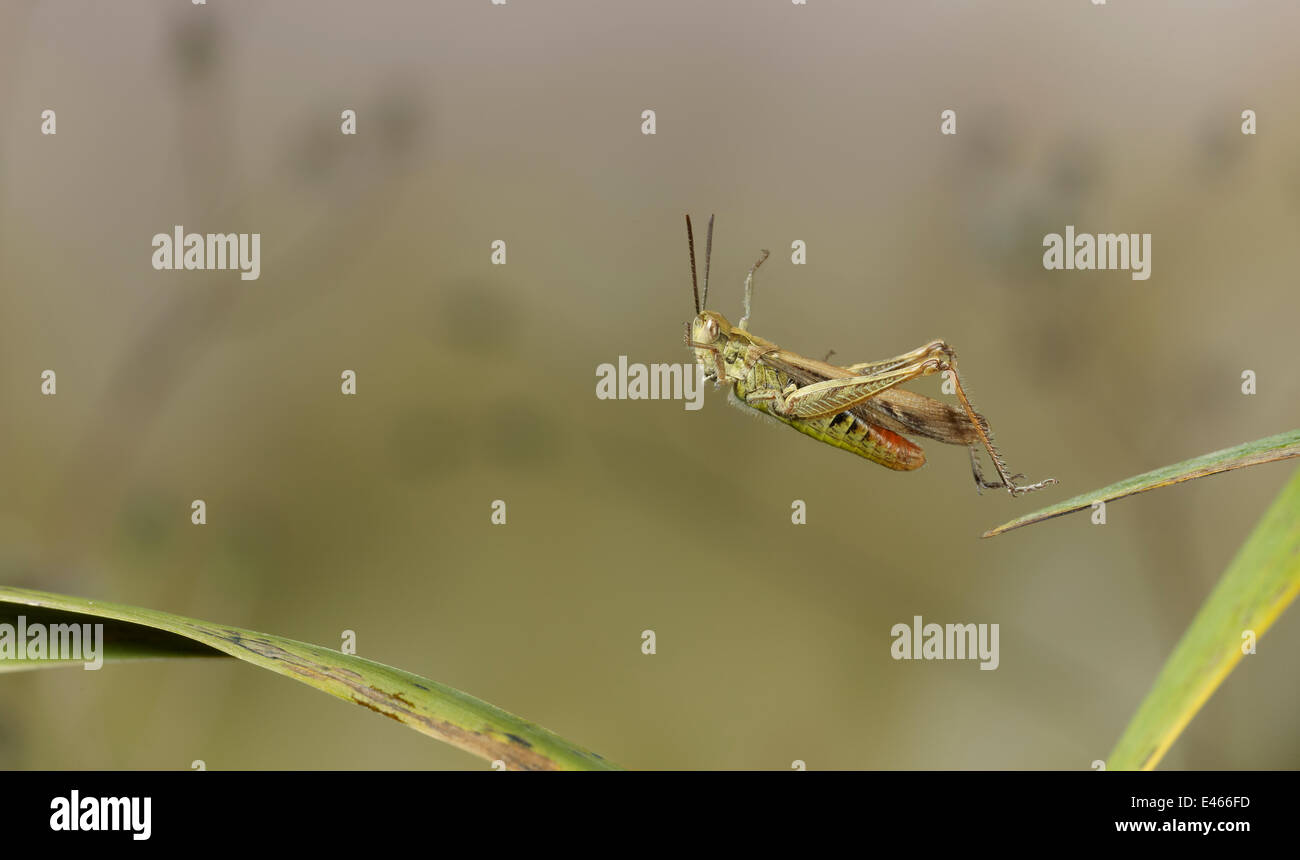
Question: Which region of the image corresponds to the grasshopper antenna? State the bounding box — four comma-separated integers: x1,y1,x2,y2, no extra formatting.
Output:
686,214,700,315
702,214,714,311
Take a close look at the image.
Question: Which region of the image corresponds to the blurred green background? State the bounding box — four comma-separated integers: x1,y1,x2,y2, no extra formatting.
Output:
2,1,1298,769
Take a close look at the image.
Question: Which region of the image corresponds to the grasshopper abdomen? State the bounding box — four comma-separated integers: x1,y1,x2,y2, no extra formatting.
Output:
731,369,926,471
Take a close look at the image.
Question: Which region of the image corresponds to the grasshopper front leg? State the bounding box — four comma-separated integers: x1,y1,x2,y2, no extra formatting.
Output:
749,342,1056,496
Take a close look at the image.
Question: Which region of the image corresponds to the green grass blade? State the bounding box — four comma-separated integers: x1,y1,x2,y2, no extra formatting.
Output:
0,586,617,771
983,429,1300,538
1107,465,1300,769
0,604,225,672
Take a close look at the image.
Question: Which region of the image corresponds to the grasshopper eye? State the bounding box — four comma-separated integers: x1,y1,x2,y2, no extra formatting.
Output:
704,318,719,339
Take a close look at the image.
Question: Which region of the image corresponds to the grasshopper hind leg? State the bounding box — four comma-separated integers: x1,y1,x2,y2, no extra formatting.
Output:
969,446,1017,495
926,344,1056,497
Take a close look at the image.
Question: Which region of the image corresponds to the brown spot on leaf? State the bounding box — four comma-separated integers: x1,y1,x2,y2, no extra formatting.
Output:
352,698,402,723
184,623,571,770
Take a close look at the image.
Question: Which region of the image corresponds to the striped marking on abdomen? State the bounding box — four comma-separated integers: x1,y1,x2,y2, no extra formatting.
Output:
822,410,925,471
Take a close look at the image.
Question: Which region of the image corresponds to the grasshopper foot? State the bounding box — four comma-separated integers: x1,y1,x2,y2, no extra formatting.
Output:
969,448,1057,496
1007,477,1058,496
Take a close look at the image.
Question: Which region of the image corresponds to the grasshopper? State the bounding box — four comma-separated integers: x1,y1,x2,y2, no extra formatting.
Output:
683,215,1056,496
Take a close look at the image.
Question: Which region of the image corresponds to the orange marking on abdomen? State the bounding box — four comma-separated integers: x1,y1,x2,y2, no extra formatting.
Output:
865,422,926,471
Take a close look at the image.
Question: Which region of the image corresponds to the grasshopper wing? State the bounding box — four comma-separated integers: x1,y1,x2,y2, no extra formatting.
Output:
759,349,982,447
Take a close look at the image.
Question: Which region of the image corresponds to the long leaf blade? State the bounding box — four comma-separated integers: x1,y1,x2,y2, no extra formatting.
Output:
0,586,617,771
983,429,1300,538
1106,465,1300,769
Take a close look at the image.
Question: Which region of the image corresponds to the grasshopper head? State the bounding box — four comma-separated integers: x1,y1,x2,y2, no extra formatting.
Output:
689,310,733,382
685,214,733,381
